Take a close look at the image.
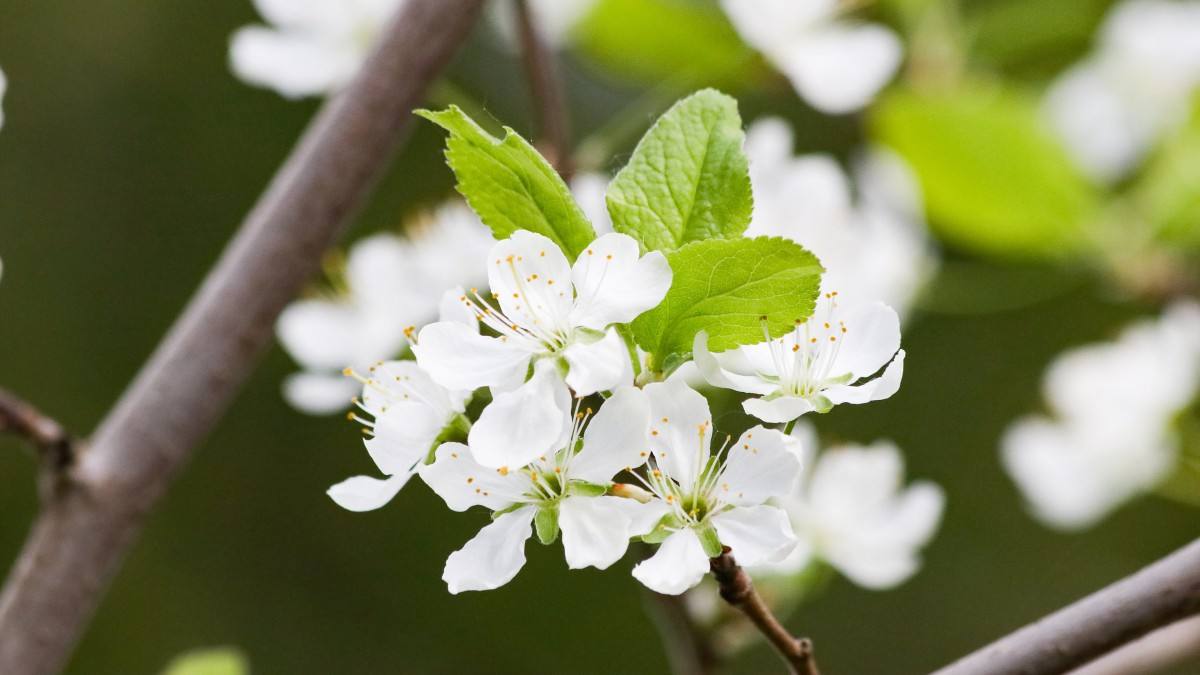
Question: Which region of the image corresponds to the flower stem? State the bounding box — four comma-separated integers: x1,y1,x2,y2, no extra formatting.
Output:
709,548,820,675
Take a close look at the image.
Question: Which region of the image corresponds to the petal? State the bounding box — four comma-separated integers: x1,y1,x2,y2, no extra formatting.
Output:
720,0,832,53
345,234,419,315
809,442,903,517
631,529,710,595
570,173,613,234
718,426,802,506
443,507,536,594
711,505,797,566
487,231,574,336
773,24,901,114
326,473,411,512
826,547,919,590
418,442,527,512
469,363,570,468
276,299,363,371
282,372,358,414
644,380,714,488
569,233,672,330
824,349,905,405
438,286,480,331
572,386,652,483
413,320,532,392
743,395,817,424
563,328,633,396
252,0,357,30
365,401,445,475
1043,60,1146,183
830,301,901,380
360,360,458,418
229,27,359,98
559,496,648,570
694,332,777,396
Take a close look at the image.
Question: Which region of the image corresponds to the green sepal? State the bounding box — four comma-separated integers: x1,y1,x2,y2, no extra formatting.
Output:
696,522,723,558
491,503,526,520
535,505,561,544
567,480,609,498
425,412,473,464
641,513,683,544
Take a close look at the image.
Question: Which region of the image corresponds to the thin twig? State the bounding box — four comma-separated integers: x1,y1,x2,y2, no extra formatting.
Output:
710,548,820,675
0,2,483,673
641,586,720,675
513,0,573,178
1069,614,1200,675
934,537,1200,675
0,387,75,499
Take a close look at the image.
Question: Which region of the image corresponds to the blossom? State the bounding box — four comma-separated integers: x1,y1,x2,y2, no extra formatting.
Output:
324,291,477,512
1002,301,1200,529
695,294,906,424
720,0,902,114
229,0,401,98
760,425,944,589
414,230,670,468
420,387,661,593
629,380,801,595
276,202,491,414
744,118,934,317
1043,0,1200,182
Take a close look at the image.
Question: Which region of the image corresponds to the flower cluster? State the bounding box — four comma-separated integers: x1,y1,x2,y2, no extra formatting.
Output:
1002,301,1200,529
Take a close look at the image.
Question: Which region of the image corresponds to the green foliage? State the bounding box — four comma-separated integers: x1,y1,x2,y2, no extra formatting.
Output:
1134,106,1200,248
968,0,1109,75
871,84,1100,259
607,89,753,252
632,237,824,369
417,107,596,260
161,648,248,675
574,0,760,88
696,522,723,558
535,505,560,545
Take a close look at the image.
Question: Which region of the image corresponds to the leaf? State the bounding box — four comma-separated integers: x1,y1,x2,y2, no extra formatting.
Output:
871,84,1099,259
632,237,824,368
161,648,248,675
418,106,596,260
607,89,753,252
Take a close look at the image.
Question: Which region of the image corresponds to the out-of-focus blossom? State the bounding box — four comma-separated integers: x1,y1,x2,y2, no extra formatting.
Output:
1044,0,1200,182
277,202,491,415
759,425,944,589
695,295,905,424
230,0,402,98
744,118,934,317
490,0,600,50
1002,301,1200,529
720,0,901,114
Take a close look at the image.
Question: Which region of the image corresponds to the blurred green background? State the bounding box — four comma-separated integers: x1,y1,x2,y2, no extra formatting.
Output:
0,0,1196,673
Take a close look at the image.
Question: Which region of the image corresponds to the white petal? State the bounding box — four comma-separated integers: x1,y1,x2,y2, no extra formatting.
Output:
443,507,536,594
712,505,797,566
631,529,710,595
569,233,672,330
828,547,919,589
720,0,833,54
572,387,652,483
830,301,901,379
1043,60,1146,182
282,372,358,414
773,24,902,114
559,496,648,570
418,442,527,512
824,349,905,405
326,473,411,512
743,395,817,423
570,173,613,234
744,117,796,181
229,27,360,98
438,286,480,331
413,320,532,391
809,442,903,517
718,426,802,506
644,380,713,488
694,332,777,395
345,234,418,314
563,328,633,396
276,299,364,371
365,402,445,475
469,363,570,468
359,360,458,418
487,231,574,335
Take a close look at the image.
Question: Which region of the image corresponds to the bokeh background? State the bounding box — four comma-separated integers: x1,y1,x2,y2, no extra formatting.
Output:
1,0,1197,673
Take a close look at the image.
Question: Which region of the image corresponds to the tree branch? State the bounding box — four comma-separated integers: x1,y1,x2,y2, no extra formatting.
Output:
0,2,483,673
1069,615,1200,675
513,0,573,178
934,537,1200,675
0,387,75,499
710,548,820,675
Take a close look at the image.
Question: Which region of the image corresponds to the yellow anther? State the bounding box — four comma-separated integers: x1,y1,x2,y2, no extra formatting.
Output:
498,466,510,476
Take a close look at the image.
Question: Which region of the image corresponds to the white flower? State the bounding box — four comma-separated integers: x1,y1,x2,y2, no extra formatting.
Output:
277,202,491,414
414,230,671,468
629,381,802,595
720,0,902,114
744,118,934,317
695,294,906,424
229,0,401,98
761,425,944,589
1044,0,1200,182
1002,301,1200,529
420,387,661,593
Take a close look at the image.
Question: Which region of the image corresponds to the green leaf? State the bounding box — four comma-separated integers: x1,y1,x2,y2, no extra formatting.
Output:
632,237,823,368
696,522,723,558
418,106,596,260
607,89,753,252
161,648,248,675
871,84,1099,259
535,505,560,545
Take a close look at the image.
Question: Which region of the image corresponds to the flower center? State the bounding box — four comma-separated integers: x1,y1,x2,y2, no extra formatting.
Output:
762,291,849,397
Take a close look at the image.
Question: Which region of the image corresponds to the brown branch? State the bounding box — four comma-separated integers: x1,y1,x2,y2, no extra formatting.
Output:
1069,615,1200,675
934,537,1200,675
710,548,820,675
513,0,573,178
0,2,484,673
0,387,75,499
